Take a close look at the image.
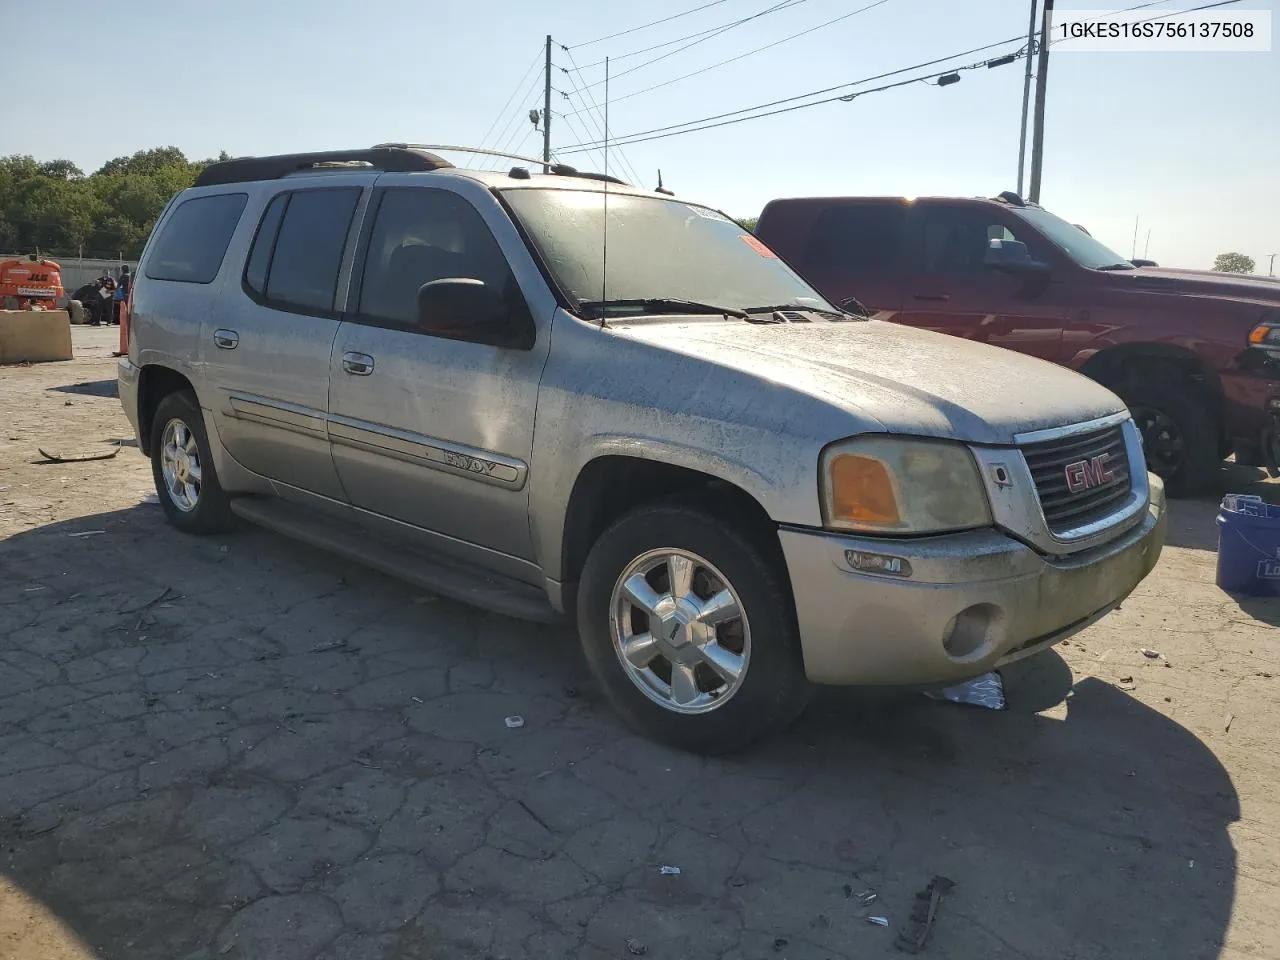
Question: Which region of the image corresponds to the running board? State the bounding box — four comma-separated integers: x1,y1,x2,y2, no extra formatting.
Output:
229,497,562,623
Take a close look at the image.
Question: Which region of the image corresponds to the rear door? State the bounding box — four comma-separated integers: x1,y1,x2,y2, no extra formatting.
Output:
896,201,1067,360
326,179,550,566
201,179,368,500
790,201,907,316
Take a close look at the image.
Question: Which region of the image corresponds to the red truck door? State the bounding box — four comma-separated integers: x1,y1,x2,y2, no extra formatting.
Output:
896,201,1067,361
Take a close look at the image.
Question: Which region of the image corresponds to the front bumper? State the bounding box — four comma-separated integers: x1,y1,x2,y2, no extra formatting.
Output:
781,475,1167,686
117,356,141,448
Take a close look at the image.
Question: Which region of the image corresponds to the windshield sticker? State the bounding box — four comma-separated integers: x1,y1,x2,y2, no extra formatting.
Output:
739,234,779,259
685,205,733,223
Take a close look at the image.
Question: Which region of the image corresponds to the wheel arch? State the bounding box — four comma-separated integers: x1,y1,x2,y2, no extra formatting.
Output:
137,365,196,456
558,455,782,590
1078,342,1224,423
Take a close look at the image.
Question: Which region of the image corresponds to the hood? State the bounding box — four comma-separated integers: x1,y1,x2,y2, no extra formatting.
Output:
1117,267,1280,307
614,319,1125,445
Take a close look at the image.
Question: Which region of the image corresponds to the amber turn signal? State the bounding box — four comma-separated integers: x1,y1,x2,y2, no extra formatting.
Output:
829,454,900,525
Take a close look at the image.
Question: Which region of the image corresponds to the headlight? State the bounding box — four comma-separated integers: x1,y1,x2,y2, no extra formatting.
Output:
819,436,991,534
1249,322,1280,351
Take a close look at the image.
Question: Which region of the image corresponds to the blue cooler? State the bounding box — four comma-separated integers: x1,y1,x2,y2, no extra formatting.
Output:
1216,495,1280,597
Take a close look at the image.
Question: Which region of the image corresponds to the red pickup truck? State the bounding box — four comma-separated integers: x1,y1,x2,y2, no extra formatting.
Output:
756,193,1280,495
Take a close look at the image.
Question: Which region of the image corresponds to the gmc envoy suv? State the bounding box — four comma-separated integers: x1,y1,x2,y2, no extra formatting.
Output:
118,146,1166,752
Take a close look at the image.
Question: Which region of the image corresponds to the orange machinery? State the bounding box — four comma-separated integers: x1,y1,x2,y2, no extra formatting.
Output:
0,254,64,309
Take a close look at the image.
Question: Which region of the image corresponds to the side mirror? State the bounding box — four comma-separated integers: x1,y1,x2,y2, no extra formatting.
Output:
416,278,509,341
984,238,1048,274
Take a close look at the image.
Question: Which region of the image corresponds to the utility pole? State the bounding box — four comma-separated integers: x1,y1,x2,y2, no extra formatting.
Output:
1143,230,1151,259
1269,253,1277,277
1131,215,1139,259
1027,0,1054,203
1015,0,1039,196
543,35,553,172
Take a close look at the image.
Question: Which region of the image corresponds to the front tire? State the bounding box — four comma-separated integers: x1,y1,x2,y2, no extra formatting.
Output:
1114,378,1219,497
150,391,232,534
576,498,809,753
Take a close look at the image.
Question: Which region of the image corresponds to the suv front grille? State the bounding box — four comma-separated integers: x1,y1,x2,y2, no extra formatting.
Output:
1021,425,1132,534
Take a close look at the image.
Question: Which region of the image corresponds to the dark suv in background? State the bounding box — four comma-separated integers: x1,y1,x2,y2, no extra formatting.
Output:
756,193,1280,496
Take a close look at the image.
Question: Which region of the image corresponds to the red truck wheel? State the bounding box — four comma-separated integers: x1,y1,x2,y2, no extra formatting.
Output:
1117,379,1219,497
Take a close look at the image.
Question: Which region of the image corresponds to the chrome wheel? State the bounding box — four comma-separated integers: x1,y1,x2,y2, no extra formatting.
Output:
160,417,202,513
609,548,751,715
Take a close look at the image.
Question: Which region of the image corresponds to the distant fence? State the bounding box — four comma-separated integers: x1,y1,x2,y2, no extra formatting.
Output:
1,255,138,306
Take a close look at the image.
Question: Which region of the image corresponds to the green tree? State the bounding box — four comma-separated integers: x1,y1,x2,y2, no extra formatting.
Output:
95,146,190,177
0,147,216,259
738,216,759,233
37,159,84,180
1213,252,1255,274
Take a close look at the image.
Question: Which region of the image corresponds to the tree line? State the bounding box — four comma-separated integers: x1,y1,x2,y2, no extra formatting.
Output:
0,147,228,262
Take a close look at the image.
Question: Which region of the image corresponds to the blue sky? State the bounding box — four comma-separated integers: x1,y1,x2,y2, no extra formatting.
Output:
5,0,1276,270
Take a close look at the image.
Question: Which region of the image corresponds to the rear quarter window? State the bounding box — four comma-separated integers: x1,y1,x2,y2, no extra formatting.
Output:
144,193,249,284
804,204,906,271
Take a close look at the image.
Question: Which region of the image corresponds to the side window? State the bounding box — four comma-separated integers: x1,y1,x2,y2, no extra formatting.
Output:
804,204,905,272
357,188,516,330
144,193,248,283
252,188,360,315
918,209,1043,275
243,193,287,296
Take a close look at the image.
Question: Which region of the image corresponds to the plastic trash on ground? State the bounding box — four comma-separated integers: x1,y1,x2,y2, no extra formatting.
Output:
924,672,1006,710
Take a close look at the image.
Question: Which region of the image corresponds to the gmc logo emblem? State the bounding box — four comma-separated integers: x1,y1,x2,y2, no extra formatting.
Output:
1064,453,1115,492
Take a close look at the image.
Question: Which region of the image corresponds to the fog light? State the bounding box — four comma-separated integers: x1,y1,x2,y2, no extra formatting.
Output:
942,604,1001,660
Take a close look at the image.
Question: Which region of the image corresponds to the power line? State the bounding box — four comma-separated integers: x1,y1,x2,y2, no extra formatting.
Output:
568,0,737,49
562,53,1009,152
473,46,543,163
573,18,752,71
487,66,546,169
575,0,816,92
560,0,1243,154
558,49,644,185
575,0,894,113
484,66,545,168
562,36,1025,151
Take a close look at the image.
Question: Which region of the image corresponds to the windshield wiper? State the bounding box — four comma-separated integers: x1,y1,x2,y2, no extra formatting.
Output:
579,297,749,320
1096,262,1137,271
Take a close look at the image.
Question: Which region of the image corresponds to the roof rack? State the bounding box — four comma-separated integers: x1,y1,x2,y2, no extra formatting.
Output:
373,143,629,186
193,147,453,187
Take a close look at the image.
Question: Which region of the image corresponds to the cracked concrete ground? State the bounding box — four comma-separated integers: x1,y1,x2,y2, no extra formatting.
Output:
1,326,1278,960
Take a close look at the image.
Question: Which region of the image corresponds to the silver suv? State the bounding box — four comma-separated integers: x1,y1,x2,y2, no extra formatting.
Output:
118,145,1166,752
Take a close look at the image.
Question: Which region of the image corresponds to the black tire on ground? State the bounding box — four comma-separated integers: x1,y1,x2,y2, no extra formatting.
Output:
67,300,87,325
150,390,233,534
1113,377,1219,498
576,496,810,754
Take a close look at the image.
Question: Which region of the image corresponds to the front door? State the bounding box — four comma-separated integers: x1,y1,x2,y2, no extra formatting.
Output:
202,182,366,500
326,182,549,562
896,202,1068,361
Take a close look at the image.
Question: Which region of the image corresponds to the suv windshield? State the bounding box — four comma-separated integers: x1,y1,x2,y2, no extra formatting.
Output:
501,188,836,318
1012,206,1135,270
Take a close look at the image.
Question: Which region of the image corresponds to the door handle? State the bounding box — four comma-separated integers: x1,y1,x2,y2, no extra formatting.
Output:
212,329,239,349
912,294,951,302
342,352,375,376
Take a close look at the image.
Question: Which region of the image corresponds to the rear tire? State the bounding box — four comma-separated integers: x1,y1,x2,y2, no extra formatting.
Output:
1114,378,1219,497
576,497,809,754
150,390,232,534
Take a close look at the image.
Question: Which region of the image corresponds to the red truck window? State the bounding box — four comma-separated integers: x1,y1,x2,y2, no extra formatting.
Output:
804,204,906,272
917,209,1045,274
